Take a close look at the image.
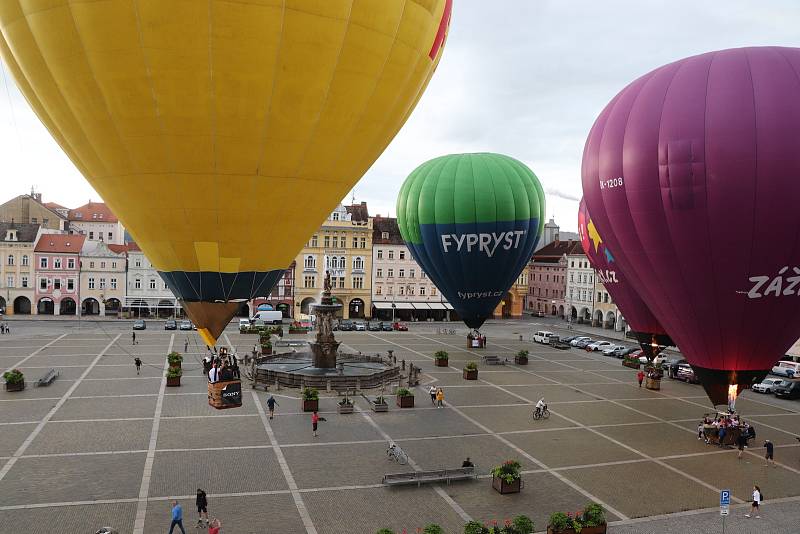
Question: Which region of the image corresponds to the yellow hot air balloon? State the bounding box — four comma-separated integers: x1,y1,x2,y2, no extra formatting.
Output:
0,0,453,345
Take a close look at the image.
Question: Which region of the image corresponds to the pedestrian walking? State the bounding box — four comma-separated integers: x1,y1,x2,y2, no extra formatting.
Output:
429,385,437,405
436,387,444,408
311,410,326,437
195,488,208,527
168,500,186,534
134,357,142,375
184,339,189,352
737,432,748,459
637,369,644,387
764,439,775,467
745,485,762,518
132,331,136,345
266,395,278,419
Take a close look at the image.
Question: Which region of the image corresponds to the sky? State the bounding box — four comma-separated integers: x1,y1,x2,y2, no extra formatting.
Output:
1,1,799,231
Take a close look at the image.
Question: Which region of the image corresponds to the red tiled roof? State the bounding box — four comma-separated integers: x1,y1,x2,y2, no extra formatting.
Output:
126,242,142,252
68,201,118,223
43,201,67,210
372,216,404,245
107,244,128,254
34,233,86,253
533,240,582,259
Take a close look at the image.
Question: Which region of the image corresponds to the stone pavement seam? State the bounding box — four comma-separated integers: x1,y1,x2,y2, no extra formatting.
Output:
132,333,173,534
251,390,319,534
3,332,68,374
0,333,121,483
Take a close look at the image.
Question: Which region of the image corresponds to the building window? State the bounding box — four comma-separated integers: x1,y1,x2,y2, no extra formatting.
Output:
66,278,74,291
388,250,394,260
40,257,48,268
304,275,315,288
431,287,437,296
53,278,60,289
149,279,156,289
377,250,383,260
399,286,405,296
31,217,37,223
352,237,358,248
6,255,13,266
6,275,14,288
407,286,414,296
399,251,405,260
376,269,383,278
570,261,574,268
100,262,106,268
67,258,74,269
89,261,95,269
135,259,141,268
353,257,364,271
604,293,609,303
40,278,47,290
353,276,363,289
111,278,117,289
399,269,405,278
421,271,426,279
311,235,318,247
21,255,28,266
89,231,94,240
108,232,113,241
53,258,62,269
360,237,366,249
304,255,316,269
420,286,426,296
381,232,389,239
21,276,28,288
409,269,415,278
388,269,394,278
589,275,593,283
112,262,116,268
324,235,330,248
134,278,141,289
337,256,345,269
88,277,95,289
376,286,382,295
99,278,106,289
332,212,339,221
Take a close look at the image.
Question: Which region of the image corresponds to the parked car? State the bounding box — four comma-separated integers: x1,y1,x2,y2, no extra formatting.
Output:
770,361,800,378
612,347,637,359
337,320,354,331
367,321,382,331
571,337,592,347
533,331,555,344
665,357,687,378
133,319,146,330
179,320,193,330
773,379,800,399
251,310,283,325
639,354,668,365
238,318,251,329
381,322,393,331
164,319,177,330
676,363,699,383
536,311,545,317
601,344,626,356
392,322,408,331
560,336,578,343
353,321,367,331
752,378,787,394
586,341,613,352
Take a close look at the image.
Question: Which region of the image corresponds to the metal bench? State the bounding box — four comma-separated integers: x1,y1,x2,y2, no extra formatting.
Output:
35,368,60,387
481,355,506,366
383,467,477,487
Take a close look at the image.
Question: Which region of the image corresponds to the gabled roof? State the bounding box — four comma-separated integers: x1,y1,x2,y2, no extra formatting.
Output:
372,217,404,245
107,244,128,254
68,201,118,223
533,240,582,259
126,242,142,252
43,201,67,210
35,233,86,253
0,222,40,243
345,202,370,222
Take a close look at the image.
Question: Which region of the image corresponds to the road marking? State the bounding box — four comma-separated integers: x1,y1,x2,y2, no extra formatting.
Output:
3,333,68,374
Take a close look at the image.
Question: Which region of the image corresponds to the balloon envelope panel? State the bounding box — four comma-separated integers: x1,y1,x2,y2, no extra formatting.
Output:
397,153,544,329
582,47,800,403
0,0,453,342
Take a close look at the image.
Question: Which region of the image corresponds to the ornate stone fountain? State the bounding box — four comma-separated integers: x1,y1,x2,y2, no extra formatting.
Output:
310,271,342,368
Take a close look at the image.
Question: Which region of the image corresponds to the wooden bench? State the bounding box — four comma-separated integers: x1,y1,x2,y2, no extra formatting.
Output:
35,368,60,387
481,355,506,366
383,467,477,487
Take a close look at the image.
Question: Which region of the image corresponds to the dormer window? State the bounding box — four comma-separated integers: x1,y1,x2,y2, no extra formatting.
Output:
381,232,388,239
75,212,82,219
5,230,16,241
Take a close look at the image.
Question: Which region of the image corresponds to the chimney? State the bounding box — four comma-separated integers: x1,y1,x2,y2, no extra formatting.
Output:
34,193,42,202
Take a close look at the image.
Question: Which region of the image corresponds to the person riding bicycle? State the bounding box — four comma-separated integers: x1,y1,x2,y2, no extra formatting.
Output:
535,397,546,411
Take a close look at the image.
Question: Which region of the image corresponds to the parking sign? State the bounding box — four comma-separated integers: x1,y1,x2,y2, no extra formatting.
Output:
720,490,731,506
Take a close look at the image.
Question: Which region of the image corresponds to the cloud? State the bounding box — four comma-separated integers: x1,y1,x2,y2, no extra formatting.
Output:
545,188,581,203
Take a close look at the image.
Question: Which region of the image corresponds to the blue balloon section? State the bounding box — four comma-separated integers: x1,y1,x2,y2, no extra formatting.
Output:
408,218,541,329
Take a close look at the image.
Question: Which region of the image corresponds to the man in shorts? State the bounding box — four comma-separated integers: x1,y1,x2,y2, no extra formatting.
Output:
764,439,775,467
195,488,208,527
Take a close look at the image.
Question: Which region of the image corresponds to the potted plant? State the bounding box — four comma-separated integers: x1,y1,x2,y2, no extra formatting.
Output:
622,355,640,369
423,526,444,534
301,387,319,412
515,350,529,365
166,366,182,387
547,503,607,534
396,388,415,408
491,460,522,494
434,350,449,367
167,351,183,369
463,361,479,380
261,339,273,355
464,515,534,534
375,530,395,534
337,396,354,414
370,395,388,412
3,369,25,392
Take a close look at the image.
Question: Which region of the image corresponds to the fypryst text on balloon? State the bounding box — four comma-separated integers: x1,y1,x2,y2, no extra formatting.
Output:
440,230,526,257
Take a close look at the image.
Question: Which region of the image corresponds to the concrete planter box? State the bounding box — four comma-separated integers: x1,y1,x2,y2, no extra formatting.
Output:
261,346,272,355
514,355,528,365
548,525,606,534
166,376,181,387
302,399,319,412
463,369,478,380
492,475,521,494
396,395,415,408
435,358,449,367
645,377,661,390
370,400,388,412
622,360,641,369
337,403,354,414
5,381,25,392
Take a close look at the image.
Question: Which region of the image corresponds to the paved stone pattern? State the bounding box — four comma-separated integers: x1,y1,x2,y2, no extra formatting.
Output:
0,319,799,533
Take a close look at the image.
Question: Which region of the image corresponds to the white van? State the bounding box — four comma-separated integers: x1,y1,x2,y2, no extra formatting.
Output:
771,361,800,378
533,331,555,344
251,310,283,325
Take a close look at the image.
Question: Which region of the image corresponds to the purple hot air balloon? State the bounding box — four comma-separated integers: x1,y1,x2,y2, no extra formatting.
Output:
582,46,800,407
578,199,672,359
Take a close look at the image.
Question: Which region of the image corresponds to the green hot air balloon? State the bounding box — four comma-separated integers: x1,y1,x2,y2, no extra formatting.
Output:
397,153,545,329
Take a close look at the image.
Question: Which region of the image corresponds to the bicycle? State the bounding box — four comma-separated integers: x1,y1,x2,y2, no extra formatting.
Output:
386,443,409,465
532,404,550,420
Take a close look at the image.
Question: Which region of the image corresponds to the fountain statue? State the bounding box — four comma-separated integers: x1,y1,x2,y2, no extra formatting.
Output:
310,270,342,368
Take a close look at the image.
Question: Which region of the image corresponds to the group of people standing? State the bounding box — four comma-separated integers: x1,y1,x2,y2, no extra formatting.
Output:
167,491,221,534
205,347,240,383
0,322,10,334
428,386,445,407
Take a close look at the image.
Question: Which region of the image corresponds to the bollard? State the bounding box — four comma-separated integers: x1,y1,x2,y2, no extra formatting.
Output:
401,359,406,370
519,335,523,341
327,379,331,392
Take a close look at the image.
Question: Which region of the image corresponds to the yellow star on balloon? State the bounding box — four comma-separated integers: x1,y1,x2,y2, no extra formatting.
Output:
587,219,603,253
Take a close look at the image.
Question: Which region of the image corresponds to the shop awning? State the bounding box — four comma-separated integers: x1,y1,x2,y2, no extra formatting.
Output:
373,302,393,310
427,303,447,310
393,302,414,310
444,303,454,310
412,303,431,310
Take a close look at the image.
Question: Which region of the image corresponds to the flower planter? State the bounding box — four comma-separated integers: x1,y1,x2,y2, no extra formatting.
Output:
514,355,528,365
548,525,607,534
302,399,319,412
622,360,640,369
371,401,388,412
396,395,415,408
337,403,354,414
645,377,661,390
5,381,25,392
169,362,181,369
435,358,449,367
463,369,478,380
492,475,521,494
261,346,272,355
166,376,181,387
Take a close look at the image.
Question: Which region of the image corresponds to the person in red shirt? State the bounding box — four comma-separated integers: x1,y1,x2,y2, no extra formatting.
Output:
208,518,221,534
311,411,326,437
637,370,645,387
